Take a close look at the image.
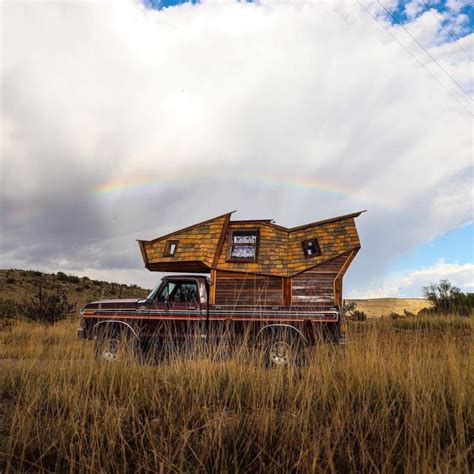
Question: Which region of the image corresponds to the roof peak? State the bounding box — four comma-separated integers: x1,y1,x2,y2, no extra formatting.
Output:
229,210,366,231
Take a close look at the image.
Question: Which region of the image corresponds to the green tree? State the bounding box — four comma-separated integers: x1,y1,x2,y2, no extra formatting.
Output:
422,279,472,315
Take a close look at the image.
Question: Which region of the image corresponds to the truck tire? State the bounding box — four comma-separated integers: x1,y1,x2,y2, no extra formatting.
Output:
260,328,305,367
94,326,141,362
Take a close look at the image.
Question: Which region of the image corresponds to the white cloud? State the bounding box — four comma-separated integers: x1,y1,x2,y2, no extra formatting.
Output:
348,260,474,298
404,0,426,20
1,0,472,293
445,0,471,13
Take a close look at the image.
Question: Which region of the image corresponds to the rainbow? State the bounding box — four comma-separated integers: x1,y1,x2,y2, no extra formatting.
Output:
92,172,399,210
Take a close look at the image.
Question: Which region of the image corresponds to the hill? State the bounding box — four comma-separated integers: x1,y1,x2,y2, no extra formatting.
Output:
0,269,431,319
0,269,150,314
348,298,432,318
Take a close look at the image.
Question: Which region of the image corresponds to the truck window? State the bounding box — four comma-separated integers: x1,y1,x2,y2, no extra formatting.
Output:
173,282,198,303
156,281,198,303
156,282,176,302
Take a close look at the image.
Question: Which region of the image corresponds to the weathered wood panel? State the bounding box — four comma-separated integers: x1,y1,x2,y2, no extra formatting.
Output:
291,252,352,306
214,270,283,306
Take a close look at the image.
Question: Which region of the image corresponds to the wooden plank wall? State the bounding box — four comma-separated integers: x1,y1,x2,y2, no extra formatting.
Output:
291,252,352,307
214,270,283,306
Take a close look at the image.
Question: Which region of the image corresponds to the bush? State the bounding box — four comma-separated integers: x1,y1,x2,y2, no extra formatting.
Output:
56,272,80,284
56,271,68,282
350,310,367,322
341,300,357,318
423,280,473,316
0,298,18,320
21,285,76,325
389,312,403,320
6,278,15,284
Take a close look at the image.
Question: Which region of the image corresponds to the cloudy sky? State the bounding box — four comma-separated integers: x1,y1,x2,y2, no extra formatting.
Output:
1,0,473,297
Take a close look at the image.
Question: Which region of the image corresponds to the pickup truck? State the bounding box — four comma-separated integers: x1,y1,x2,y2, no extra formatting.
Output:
78,274,343,366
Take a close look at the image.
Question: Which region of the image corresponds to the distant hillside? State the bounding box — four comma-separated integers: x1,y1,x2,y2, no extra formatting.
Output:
0,269,150,312
0,269,431,319
348,298,432,318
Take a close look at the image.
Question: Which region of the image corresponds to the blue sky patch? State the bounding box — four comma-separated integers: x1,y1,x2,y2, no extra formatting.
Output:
390,222,474,272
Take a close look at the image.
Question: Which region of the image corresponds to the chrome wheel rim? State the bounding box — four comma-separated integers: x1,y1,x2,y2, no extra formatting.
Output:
101,338,120,361
269,341,292,366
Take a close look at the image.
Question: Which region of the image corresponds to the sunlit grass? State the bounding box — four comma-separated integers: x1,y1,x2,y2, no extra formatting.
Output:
0,317,472,472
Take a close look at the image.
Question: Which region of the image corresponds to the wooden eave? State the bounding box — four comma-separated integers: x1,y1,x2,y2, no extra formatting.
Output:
137,211,236,244
146,260,210,273
230,219,274,224
285,210,366,233
226,210,366,232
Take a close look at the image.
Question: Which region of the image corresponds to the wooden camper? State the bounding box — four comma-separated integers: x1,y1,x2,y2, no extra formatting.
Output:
138,211,364,309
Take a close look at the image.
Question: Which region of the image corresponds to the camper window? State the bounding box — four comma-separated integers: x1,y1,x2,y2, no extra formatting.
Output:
164,240,179,256
228,229,259,261
302,238,321,258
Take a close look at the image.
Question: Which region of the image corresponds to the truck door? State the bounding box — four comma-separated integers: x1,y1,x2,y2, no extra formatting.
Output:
153,279,204,342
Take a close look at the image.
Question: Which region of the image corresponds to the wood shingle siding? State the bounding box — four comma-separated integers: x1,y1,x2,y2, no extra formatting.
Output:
138,211,364,282
216,222,288,276
141,213,230,272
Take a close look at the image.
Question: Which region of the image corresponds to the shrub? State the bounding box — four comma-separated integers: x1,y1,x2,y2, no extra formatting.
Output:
21,284,76,325
56,271,68,282
0,298,18,320
6,278,15,284
422,280,473,316
350,310,367,322
341,300,357,318
56,271,80,284
389,312,403,320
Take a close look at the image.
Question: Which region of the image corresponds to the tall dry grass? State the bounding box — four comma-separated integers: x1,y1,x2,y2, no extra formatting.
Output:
0,318,472,473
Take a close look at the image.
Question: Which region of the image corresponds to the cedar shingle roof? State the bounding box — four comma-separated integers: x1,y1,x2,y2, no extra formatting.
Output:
138,210,365,277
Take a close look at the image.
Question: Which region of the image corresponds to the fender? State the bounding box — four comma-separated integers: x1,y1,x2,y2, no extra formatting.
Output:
92,320,139,340
255,324,309,344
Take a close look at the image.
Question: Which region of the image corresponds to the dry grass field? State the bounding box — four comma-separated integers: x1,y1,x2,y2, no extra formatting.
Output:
348,298,432,318
0,316,472,473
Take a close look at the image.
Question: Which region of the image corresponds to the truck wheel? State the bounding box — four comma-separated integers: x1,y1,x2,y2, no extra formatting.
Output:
262,329,305,367
94,327,140,362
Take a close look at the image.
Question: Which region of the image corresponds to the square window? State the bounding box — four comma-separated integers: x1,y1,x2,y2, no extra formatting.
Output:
302,238,321,258
164,240,179,256
227,229,259,261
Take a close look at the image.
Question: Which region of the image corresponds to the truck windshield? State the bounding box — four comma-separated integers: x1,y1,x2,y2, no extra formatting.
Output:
146,282,162,300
